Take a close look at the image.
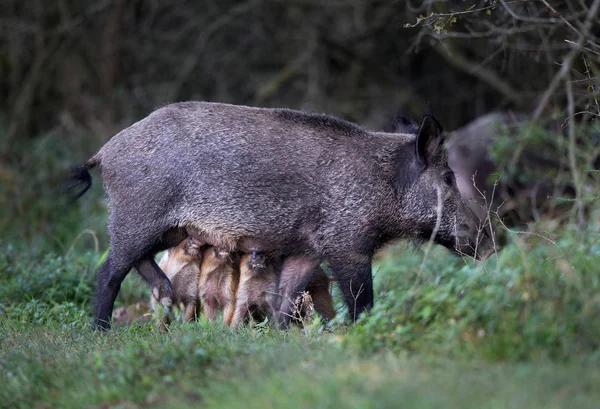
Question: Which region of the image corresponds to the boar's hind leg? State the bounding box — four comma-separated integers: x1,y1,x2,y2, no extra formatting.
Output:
94,254,173,331
94,227,183,331
94,253,135,330
274,256,321,328
328,254,373,322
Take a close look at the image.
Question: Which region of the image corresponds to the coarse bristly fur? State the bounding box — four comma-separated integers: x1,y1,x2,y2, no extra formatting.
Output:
231,256,336,327
69,101,493,330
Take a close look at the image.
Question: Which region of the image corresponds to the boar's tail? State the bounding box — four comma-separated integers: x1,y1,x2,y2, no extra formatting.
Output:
65,157,99,202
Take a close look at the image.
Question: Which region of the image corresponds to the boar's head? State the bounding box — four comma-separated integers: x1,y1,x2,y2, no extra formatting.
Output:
395,115,493,260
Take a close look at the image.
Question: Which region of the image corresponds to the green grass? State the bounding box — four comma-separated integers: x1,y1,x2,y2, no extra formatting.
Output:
1,320,600,409
1,126,599,408
1,225,599,408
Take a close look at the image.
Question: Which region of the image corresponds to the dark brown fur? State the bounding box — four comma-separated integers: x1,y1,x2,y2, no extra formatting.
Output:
395,112,584,227
231,257,336,326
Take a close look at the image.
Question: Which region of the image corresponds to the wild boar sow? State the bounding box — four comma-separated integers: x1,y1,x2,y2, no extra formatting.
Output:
70,101,492,329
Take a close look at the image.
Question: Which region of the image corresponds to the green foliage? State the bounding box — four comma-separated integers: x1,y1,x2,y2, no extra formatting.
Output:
0,250,95,306
0,128,108,256
0,248,152,326
488,121,566,183
199,354,600,409
0,249,94,329
2,319,600,409
5,219,598,406
345,228,600,361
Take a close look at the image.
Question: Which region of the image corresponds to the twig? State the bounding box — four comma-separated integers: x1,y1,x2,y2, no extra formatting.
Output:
471,174,500,265
66,229,100,258
532,0,600,120
539,0,600,49
581,54,600,117
433,41,523,105
565,74,585,228
500,0,560,24
416,186,443,283
495,217,556,244
564,41,600,56
348,279,364,323
405,1,538,26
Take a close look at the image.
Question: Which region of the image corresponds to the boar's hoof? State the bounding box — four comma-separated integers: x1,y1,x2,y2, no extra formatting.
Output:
272,303,293,329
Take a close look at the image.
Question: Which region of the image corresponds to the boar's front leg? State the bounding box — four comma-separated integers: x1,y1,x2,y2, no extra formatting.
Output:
327,253,374,322
274,256,321,328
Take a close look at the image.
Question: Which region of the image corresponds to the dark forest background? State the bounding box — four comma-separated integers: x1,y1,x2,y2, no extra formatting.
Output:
0,0,599,252
2,0,599,144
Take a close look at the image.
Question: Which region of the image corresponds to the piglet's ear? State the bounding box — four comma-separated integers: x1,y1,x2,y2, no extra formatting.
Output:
416,115,443,166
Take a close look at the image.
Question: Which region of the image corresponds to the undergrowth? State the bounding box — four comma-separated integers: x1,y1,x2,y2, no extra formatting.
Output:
347,226,600,360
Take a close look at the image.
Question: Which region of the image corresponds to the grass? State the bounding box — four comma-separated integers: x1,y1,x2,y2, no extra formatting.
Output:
1,320,600,408
1,227,599,408
1,125,599,408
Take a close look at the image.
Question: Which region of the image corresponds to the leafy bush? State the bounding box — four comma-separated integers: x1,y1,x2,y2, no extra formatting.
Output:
345,227,600,361
0,250,95,307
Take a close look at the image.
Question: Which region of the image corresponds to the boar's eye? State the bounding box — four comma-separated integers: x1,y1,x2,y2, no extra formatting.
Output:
443,172,455,187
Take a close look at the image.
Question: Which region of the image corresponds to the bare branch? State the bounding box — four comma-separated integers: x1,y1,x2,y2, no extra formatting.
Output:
406,0,539,26
565,74,586,228
433,41,524,106
539,0,599,48
582,54,600,117
532,0,600,120
165,1,258,103
500,0,560,24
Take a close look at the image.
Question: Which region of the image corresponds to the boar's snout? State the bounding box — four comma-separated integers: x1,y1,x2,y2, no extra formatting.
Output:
454,205,495,260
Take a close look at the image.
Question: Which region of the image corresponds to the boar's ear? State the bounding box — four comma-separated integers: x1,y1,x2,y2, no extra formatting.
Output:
390,115,419,134
416,115,444,166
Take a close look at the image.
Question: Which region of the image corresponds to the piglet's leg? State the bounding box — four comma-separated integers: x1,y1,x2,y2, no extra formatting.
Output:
183,301,198,323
